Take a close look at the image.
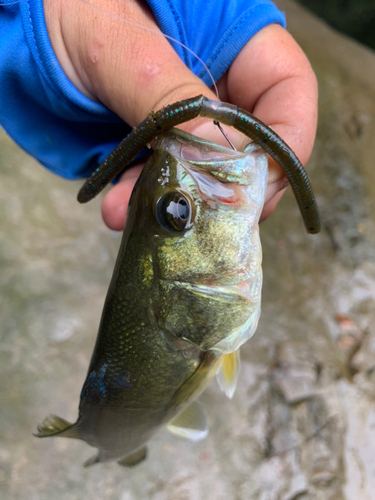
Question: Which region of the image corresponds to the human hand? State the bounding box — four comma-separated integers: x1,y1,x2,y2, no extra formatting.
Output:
44,0,317,230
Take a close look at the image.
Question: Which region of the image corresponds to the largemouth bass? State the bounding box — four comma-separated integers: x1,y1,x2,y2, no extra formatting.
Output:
35,129,268,466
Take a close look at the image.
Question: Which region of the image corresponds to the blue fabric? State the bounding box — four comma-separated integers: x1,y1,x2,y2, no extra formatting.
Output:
0,0,286,179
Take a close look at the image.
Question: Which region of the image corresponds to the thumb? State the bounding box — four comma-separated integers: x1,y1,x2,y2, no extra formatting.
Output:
45,0,237,137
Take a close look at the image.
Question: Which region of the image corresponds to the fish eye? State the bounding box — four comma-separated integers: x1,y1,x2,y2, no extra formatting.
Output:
156,192,191,231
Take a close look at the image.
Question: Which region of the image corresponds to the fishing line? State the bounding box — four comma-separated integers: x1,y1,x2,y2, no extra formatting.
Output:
76,1,240,145
1,0,219,97
1,0,218,98
77,0,220,100
2,0,232,144
75,0,239,145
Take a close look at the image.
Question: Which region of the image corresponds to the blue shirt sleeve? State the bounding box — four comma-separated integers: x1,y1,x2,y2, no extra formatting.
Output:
0,0,285,180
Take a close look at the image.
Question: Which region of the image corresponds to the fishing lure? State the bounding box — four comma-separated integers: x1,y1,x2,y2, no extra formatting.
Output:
78,95,320,234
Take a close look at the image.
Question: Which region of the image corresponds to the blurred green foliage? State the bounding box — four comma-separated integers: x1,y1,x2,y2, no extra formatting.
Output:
295,0,375,51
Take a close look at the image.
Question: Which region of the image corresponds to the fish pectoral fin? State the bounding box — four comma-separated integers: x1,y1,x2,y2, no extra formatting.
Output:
117,447,148,467
216,350,241,399
167,401,208,442
34,414,80,439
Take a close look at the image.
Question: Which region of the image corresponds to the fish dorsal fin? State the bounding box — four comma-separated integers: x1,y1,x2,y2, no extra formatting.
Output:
117,447,148,467
167,401,208,442
216,350,241,399
34,414,80,439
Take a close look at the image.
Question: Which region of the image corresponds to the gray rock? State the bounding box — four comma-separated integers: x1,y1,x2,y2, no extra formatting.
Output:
1,1,375,498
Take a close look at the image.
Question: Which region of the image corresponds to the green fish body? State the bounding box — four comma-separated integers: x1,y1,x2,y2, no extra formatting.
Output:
35,129,268,466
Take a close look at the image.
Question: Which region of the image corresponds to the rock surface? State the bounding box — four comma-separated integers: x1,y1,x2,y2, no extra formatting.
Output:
1,1,375,498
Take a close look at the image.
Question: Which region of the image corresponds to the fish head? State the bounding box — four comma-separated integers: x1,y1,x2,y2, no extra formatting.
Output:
128,129,268,354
